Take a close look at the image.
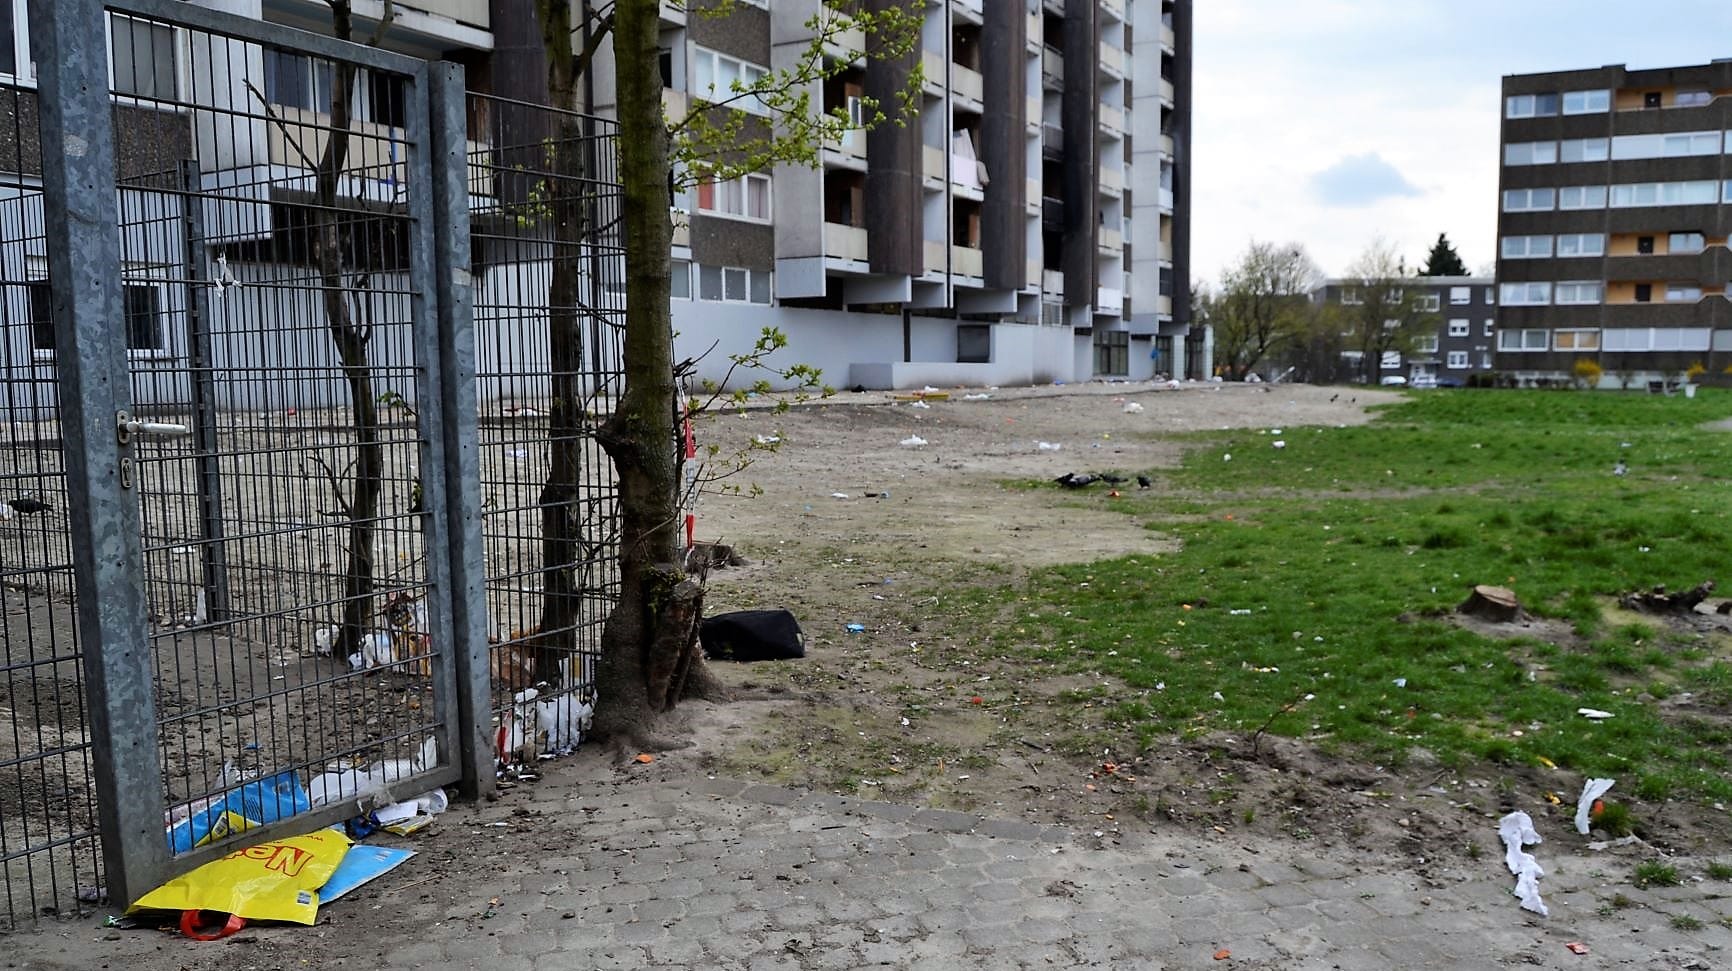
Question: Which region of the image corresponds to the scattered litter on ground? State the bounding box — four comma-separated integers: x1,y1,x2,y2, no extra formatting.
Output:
130,828,352,932
1037,441,1063,451
1575,779,1616,835
1565,942,1589,955
899,435,928,447
1123,402,1144,414
1272,440,1286,449
1392,678,1407,688
831,492,850,499
753,434,781,445
1576,708,1614,720
633,754,655,765
1213,948,1232,961
1587,835,1643,851
1498,811,1548,916
845,623,866,634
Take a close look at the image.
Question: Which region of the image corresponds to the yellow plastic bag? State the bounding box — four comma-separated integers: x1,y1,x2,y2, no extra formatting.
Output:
129,829,352,926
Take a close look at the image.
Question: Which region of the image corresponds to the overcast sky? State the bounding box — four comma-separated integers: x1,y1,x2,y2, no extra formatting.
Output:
1191,1,1732,284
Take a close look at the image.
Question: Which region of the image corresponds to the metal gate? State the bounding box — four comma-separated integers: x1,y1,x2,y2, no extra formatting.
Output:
0,0,629,925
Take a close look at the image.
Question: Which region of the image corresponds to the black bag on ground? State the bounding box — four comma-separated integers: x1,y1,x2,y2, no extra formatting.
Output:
699,610,805,661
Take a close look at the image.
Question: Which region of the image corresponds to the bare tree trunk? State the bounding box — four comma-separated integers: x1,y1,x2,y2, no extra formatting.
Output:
319,4,383,658
591,0,728,749
531,1,586,684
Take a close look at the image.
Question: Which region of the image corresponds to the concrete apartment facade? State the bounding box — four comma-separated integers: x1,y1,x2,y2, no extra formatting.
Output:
1312,277,1498,385
595,0,1201,390
1496,61,1732,387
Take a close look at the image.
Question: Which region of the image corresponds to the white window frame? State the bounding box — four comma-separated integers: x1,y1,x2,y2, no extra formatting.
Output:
1,0,32,84
1446,350,1469,369
1610,180,1719,208
695,171,772,222
1665,283,1703,303
1415,293,1440,312
1447,318,1469,337
1339,288,1361,306
1554,329,1600,351
692,46,770,116
1604,328,1712,353
1558,138,1609,163
1554,281,1603,305
1555,233,1605,258
1503,187,1555,212
107,12,182,104
1561,89,1610,114
1499,282,1551,306
1505,93,1559,119
1557,185,1606,210
1413,335,1440,354
1501,235,1552,259
1449,286,1471,305
670,259,692,300
1497,328,1549,352
696,264,772,305
1504,141,1557,166
1483,319,1494,337
1668,232,1706,254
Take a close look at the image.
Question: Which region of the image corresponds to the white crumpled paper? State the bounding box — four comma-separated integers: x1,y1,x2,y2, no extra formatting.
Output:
1498,810,1549,916
1575,778,1616,835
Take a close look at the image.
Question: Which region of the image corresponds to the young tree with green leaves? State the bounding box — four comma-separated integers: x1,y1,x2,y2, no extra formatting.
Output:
1207,240,1320,380
1341,240,1436,385
531,0,922,749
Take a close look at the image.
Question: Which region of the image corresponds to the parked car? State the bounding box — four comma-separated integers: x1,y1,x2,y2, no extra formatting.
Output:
1410,374,1438,389
1379,375,1408,386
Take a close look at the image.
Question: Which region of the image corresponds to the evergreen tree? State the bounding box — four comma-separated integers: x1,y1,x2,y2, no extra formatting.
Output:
1421,234,1468,277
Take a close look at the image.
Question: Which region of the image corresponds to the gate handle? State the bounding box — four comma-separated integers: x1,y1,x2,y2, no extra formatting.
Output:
116,410,192,445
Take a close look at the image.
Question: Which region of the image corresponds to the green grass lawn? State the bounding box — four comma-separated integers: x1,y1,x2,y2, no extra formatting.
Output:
997,388,1732,803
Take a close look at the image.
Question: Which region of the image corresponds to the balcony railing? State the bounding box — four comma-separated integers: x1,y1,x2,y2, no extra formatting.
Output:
952,245,984,278
952,64,984,106
824,222,869,262
1042,46,1063,91
1099,42,1125,79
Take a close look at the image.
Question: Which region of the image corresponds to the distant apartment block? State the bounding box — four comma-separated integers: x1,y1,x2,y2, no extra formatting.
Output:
596,0,1200,390
1313,277,1497,385
1496,61,1732,386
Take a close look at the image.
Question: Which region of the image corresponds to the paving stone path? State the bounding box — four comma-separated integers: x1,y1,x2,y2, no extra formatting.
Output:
10,774,1731,970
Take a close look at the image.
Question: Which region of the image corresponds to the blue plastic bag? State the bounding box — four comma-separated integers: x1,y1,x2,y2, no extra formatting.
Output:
167,771,311,855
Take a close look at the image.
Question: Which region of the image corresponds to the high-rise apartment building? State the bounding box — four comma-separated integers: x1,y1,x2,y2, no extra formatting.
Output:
1496,61,1732,386
601,0,1198,390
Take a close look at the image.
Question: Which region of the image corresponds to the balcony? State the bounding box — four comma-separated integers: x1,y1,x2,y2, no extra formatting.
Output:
952,245,984,279
922,50,946,97
1041,124,1064,162
1043,269,1065,296
825,222,869,263
951,0,984,24
671,209,690,248
1099,42,1125,79
1161,133,1175,158
659,0,684,26
1042,46,1063,91
1026,259,1043,288
1026,177,1042,213
923,240,948,275
1158,187,1174,211
1099,166,1123,196
1100,0,1125,21
952,64,985,109
1027,96,1043,132
1099,104,1125,137
1099,227,1123,253
923,145,946,186
1041,195,1064,227
1026,12,1041,54
1161,23,1176,55
1160,77,1176,106
825,24,866,62
822,128,868,166
1096,286,1124,315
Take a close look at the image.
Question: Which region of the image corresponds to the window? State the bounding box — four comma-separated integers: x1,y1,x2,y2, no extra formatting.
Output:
1559,138,1609,163
1382,288,1405,306
1449,286,1471,305
1562,89,1610,114
366,71,406,128
1339,288,1361,305
1604,328,1712,352
123,285,161,350
1414,335,1439,354
1503,187,1555,212
1676,89,1712,107
26,279,52,351
1415,293,1440,312
1557,185,1606,210
1483,319,1495,336
1447,318,1469,337
1634,283,1653,303
1,1,28,80
1554,281,1602,305
1612,131,1723,160
1505,141,1557,166
957,325,991,364
1644,91,1662,109
1505,93,1559,118
1499,282,1551,306
1668,232,1705,254
695,172,771,221
1637,236,1656,255
670,259,691,300
695,264,771,304
1498,328,1549,351
1486,287,1496,305
692,46,769,115
1501,235,1552,259
264,50,333,111
1554,330,1600,351
1610,180,1718,207
1556,234,1604,257
1446,351,1469,369
110,14,176,100
1666,283,1703,302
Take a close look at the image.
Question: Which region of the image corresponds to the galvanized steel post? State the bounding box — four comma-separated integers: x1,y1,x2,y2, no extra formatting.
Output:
29,0,171,905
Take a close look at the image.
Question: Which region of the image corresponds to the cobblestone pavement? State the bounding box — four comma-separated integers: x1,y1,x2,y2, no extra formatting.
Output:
10,772,1732,970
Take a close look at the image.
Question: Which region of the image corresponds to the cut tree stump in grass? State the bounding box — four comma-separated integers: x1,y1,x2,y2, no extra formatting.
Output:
1620,580,1716,615
1460,585,1522,623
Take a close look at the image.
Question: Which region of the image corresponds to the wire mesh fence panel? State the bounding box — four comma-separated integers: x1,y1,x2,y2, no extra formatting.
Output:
114,10,457,860
467,93,622,766
0,80,104,929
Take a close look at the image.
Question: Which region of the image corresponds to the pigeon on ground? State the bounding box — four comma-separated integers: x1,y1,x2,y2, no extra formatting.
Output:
1612,459,1627,476
5,497,51,515
1054,472,1097,489
1137,475,1153,490
1098,473,1128,486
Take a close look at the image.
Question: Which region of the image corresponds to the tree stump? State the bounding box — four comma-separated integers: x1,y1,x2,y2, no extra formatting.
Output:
1460,585,1522,623
1620,581,1716,614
